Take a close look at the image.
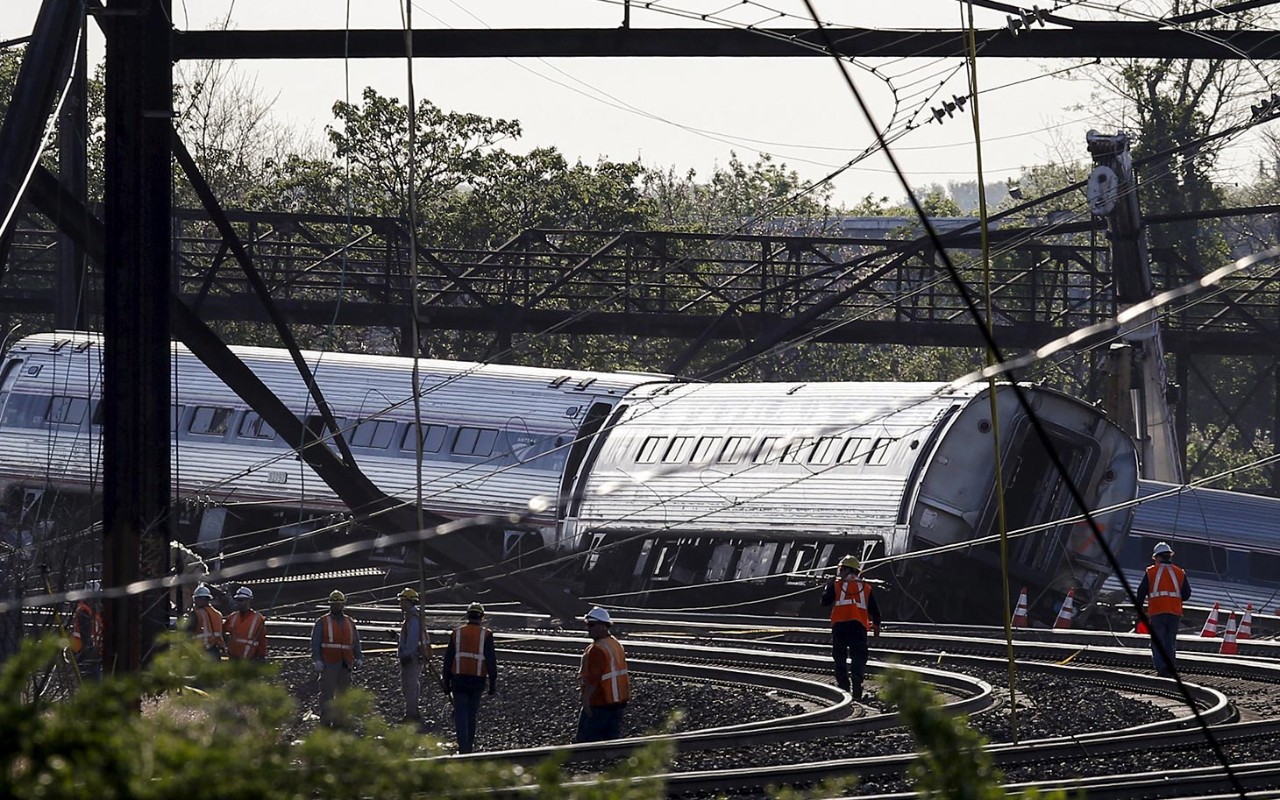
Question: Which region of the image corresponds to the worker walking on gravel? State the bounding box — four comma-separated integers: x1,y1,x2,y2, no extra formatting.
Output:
575,606,630,743
184,584,225,659
397,587,432,725
311,590,363,727
442,601,497,753
224,586,268,661
821,555,881,701
67,580,104,680
1135,541,1191,678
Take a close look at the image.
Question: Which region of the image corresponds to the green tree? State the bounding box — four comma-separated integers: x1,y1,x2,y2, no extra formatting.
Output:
0,635,672,800
327,87,521,221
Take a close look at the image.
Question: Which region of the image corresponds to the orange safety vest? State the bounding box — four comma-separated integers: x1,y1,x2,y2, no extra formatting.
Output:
451,623,488,677
192,606,225,651
319,613,355,665
1145,562,1186,616
580,636,630,706
225,610,267,659
830,577,872,628
68,601,103,654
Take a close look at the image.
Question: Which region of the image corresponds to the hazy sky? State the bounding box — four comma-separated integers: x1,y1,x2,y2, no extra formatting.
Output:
2,1,1268,206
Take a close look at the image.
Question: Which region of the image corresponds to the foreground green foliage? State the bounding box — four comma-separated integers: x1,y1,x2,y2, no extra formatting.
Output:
0,636,668,800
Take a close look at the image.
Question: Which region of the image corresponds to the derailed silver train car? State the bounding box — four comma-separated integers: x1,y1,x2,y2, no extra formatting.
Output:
1,331,1140,623
1101,480,1280,617
567,381,1139,623
0,331,656,570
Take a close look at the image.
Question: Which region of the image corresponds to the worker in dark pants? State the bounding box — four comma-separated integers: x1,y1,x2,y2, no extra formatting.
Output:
1135,541,1192,678
442,602,497,754
576,606,630,743
821,555,881,701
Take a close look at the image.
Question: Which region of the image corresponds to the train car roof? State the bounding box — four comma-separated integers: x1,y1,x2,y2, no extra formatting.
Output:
618,380,986,426
6,331,666,404
1132,479,1280,555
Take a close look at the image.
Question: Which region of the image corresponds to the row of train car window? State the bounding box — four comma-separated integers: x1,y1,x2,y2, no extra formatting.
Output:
0,393,501,458
1124,535,1280,584
634,433,897,466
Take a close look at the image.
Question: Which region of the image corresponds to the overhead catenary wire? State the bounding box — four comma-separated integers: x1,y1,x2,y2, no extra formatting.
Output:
12,0,1280,691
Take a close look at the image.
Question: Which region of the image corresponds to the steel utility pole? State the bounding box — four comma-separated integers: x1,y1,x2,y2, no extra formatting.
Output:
101,0,173,673
1087,130,1183,483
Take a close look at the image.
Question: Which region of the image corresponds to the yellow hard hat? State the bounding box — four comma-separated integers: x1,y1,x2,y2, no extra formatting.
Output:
839,555,861,570
398,587,419,601
328,590,347,604
466,602,485,617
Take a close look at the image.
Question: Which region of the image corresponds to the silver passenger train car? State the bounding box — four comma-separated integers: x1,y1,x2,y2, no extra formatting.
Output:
1100,480,1280,618
0,331,1140,623
569,380,1138,621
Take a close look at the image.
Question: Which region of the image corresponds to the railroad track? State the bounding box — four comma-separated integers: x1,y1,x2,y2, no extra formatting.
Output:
261,605,1280,797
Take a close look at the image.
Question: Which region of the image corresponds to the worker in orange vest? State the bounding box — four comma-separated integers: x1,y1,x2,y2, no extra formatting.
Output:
224,586,268,661
67,580,104,680
442,601,497,753
311,590,363,727
821,555,882,701
184,584,225,659
1135,541,1192,678
575,606,630,743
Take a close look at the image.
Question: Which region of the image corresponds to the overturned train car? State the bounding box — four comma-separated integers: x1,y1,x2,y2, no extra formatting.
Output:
0,332,1138,623
569,381,1139,623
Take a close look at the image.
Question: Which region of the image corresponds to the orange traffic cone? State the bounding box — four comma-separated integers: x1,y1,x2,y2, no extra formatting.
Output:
1011,587,1029,628
1199,603,1220,637
1219,614,1238,655
1238,605,1253,640
1053,589,1075,629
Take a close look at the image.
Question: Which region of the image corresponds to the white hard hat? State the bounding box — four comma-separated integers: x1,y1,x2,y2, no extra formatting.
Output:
1152,541,1174,557
584,606,612,625
193,584,213,599
234,586,253,600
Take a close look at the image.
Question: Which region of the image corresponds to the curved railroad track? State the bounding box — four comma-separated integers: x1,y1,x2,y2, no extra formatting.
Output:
263,605,1280,797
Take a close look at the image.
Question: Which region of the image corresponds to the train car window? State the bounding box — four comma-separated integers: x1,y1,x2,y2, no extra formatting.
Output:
1176,541,1230,572
190,406,234,436
663,436,694,462
1249,552,1280,583
867,437,897,465
809,436,838,464
48,396,89,426
238,412,277,441
781,437,814,464
1,393,51,428
753,436,781,464
0,359,20,420
351,418,395,448
453,426,497,457
304,415,348,442
690,436,722,463
636,436,664,463
837,437,871,464
401,423,448,453
718,436,749,464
